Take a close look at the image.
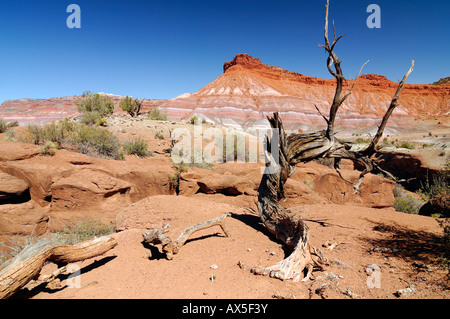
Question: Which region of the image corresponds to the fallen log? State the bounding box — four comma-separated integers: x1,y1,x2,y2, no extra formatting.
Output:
0,235,117,299
142,212,231,260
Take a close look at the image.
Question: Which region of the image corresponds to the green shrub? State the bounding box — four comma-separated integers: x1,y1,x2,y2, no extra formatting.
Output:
155,130,164,140
122,138,153,157
3,130,17,142
37,141,58,156
72,125,123,160
189,116,199,124
27,124,42,145
419,168,450,201
399,141,415,150
169,162,189,193
147,108,168,121
119,96,142,117
0,118,6,133
0,118,18,133
76,91,114,126
393,184,424,214
354,137,370,144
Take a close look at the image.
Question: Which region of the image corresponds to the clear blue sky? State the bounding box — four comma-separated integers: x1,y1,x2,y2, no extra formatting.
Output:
0,0,449,103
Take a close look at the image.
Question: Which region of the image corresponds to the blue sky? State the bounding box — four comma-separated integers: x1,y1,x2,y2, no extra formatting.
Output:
0,0,449,103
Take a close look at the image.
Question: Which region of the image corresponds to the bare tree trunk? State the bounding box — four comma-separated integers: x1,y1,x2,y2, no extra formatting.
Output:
0,236,117,299
251,0,414,282
251,114,328,282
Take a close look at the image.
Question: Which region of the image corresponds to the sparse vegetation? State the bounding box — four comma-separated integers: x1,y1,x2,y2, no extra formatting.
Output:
37,141,58,156
122,137,153,157
72,124,123,160
393,184,424,214
147,107,168,121
50,218,116,246
3,130,17,142
354,137,370,144
189,116,199,124
399,141,415,150
76,91,114,125
0,118,6,133
169,162,189,193
119,96,143,117
0,232,38,265
419,164,450,201
155,129,164,140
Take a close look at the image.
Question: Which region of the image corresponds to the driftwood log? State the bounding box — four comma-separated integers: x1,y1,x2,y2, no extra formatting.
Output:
251,0,414,282
0,235,117,299
142,213,231,260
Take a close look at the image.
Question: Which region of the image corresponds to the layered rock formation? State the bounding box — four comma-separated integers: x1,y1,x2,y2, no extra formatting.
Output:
160,53,450,131
0,95,166,125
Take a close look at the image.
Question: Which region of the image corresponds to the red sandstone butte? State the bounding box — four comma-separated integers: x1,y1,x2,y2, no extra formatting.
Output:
159,53,450,130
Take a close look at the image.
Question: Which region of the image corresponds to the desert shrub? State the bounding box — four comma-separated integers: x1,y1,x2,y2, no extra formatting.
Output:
393,184,424,214
25,119,78,145
0,225,39,264
168,162,189,193
147,108,168,121
354,137,370,144
27,124,42,145
51,218,115,246
72,125,123,160
119,96,142,117
37,141,58,156
394,196,423,214
399,141,415,150
0,118,7,133
96,118,107,127
0,118,18,133
122,138,153,157
189,116,199,124
76,91,114,125
155,130,164,140
419,167,450,201
3,130,17,142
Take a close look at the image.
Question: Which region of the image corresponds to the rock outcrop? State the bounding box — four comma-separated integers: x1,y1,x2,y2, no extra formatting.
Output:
0,138,397,242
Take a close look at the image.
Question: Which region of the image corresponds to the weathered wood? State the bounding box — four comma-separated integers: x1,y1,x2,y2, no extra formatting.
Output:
252,0,413,282
142,213,231,260
0,235,117,299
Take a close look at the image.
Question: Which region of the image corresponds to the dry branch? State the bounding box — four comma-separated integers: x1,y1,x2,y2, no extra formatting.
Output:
142,213,231,260
253,0,413,283
0,235,117,299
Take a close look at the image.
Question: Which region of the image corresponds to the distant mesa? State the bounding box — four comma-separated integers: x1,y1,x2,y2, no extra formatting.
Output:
0,54,449,131
158,53,450,130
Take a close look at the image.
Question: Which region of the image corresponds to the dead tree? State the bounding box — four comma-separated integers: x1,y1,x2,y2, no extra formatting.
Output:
252,0,414,282
0,235,117,299
142,213,231,260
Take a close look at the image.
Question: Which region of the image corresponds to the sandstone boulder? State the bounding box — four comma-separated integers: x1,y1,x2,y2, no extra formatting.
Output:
180,167,256,197
49,169,133,231
0,172,29,202
0,200,49,237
